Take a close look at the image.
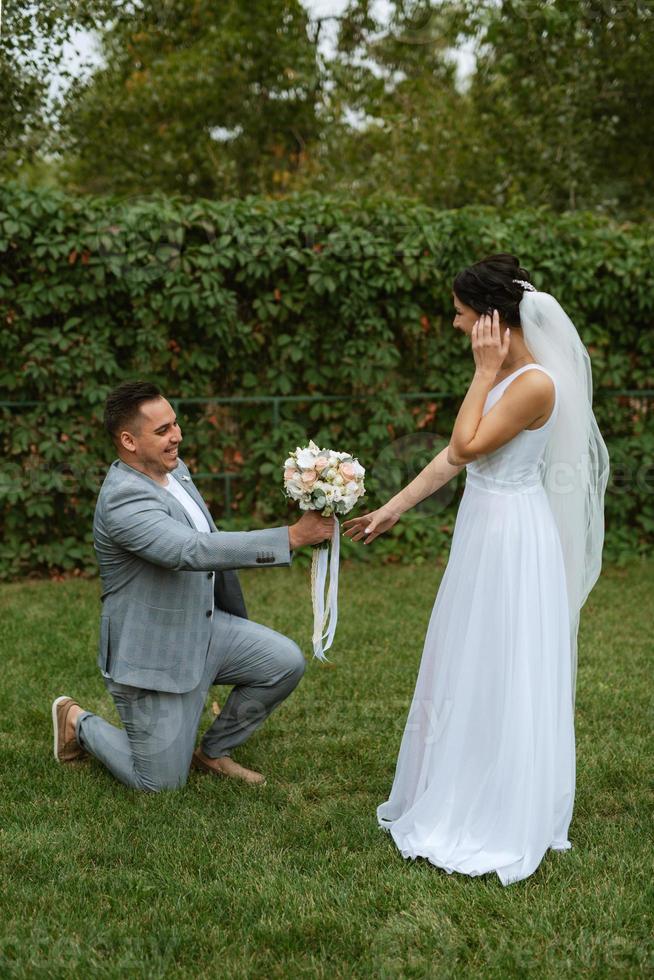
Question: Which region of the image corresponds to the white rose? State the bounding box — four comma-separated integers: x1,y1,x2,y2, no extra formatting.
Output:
351,460,365,478
296,446,317,469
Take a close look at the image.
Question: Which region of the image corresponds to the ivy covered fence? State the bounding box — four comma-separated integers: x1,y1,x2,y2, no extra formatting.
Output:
0,186,652,577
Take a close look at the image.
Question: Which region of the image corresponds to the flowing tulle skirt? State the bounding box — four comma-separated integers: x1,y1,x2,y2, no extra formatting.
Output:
377,478,575,886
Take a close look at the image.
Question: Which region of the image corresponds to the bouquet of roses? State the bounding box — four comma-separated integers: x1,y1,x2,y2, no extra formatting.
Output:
283,440,365,660
283,440,365,517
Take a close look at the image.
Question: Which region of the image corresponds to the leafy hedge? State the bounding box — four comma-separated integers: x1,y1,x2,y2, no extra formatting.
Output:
0,185,652,578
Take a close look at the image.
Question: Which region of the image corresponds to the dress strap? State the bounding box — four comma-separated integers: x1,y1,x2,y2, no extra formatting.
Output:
497,363,553,386
514,363,553,382
493,363,556,393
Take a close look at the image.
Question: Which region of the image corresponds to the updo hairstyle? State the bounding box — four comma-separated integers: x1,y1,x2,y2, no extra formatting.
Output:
452,253,532,328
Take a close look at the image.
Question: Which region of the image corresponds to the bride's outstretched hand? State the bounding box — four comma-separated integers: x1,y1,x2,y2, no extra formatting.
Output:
342,506,400,544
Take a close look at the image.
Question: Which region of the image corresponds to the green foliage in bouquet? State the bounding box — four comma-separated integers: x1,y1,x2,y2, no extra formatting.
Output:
0,185,652,578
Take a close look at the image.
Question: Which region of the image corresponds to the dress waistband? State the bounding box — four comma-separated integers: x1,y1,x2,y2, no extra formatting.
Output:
465,469,544,495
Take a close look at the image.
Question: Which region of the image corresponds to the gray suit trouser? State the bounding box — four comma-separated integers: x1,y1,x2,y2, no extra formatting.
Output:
76,611,305,792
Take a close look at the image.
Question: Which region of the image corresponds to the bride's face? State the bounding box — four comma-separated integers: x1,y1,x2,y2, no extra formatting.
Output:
452,293,481,336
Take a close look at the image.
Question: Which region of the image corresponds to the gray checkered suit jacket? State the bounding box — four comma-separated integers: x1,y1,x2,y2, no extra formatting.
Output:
93,458,292,693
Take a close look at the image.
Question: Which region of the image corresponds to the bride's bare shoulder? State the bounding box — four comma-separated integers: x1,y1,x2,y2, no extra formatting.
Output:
511,366,555,395
505,368,555,423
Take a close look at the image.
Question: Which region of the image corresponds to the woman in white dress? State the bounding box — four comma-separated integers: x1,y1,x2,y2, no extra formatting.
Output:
344,254,609,885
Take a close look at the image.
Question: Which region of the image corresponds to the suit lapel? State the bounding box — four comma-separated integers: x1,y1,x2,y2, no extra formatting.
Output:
171,469,217,531
164,482,196,529
113,459,196,530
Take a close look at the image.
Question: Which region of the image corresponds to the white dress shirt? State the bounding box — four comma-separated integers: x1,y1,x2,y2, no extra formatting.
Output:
164,474,212,533
164,474,214,617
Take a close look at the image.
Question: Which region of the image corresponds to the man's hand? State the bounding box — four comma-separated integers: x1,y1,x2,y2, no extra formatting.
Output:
288,511,336,549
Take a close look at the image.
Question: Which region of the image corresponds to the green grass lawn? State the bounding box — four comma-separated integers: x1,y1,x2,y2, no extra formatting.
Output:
0,560,652,978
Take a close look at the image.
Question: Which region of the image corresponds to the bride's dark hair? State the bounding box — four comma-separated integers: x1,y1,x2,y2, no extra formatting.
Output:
453,253,532,328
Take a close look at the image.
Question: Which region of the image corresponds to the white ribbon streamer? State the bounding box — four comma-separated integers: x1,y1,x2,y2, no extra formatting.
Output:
310,516,340,661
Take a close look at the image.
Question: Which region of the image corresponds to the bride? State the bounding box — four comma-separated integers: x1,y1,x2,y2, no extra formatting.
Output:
344,254,609,885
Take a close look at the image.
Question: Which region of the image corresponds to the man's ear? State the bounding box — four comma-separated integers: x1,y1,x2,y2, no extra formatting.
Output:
119,430,137,454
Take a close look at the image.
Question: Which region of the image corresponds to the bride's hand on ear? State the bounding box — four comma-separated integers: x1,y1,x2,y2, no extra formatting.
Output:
342,506,400,544
472,309,511,378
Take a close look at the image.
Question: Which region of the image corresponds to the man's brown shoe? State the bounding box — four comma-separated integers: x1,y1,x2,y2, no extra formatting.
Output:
52,696,87,763
191,749,266,786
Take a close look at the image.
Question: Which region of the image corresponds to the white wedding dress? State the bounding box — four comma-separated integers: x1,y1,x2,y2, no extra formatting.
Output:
377,363,575,886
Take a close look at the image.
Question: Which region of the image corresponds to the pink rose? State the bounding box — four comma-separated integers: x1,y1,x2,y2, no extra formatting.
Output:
339,462,356,481
284,467,297,481
314,457,328,472
301,470,317,486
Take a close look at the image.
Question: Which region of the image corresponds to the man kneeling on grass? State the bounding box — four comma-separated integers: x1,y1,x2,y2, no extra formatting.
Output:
52,381,333,791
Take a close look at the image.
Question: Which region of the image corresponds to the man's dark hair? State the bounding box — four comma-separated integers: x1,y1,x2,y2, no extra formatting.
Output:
104,381,162,441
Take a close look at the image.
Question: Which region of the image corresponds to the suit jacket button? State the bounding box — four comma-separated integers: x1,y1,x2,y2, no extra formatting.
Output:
206,609,212,617
207,572,213,579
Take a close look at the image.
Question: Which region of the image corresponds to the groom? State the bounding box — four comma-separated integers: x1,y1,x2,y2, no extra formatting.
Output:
52,381,333,790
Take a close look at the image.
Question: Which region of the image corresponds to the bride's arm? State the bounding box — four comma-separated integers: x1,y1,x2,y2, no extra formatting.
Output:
342,445,464,543
384,445,464,516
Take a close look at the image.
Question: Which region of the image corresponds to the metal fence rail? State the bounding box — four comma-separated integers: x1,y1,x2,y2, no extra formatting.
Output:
1,389,652,509
2,388,651,417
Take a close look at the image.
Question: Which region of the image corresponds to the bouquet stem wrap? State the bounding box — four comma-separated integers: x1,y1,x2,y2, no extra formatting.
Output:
310,517,340,661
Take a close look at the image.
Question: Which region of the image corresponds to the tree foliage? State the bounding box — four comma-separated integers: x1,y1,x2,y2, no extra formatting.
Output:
0,1,113,172
317,0,654,214
462,0,654,212
3,1,653,214
59,0,321,197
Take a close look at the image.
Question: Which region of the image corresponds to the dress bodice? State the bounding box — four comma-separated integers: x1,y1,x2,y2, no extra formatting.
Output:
465,364,558,493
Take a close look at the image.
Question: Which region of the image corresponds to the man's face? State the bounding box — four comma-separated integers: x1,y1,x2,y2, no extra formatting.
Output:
119,397,183,480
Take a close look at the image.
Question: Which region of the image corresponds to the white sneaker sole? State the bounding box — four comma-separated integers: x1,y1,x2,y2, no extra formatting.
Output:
52,695,73,762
